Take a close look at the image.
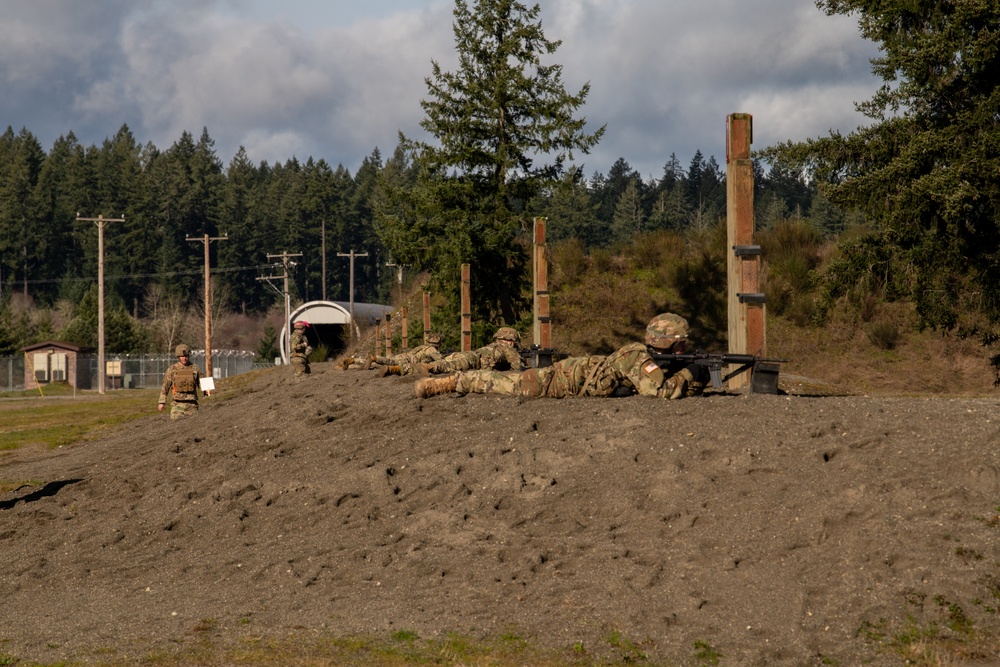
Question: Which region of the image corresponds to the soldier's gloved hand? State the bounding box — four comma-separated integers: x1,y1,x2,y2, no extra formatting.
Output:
669,367,695,400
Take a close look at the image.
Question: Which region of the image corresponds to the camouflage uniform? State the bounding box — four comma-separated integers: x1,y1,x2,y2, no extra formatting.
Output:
454,355,605,398
290,321,313,376
577,341,702,398
370,333,444,374
417,314,705,400
158,344,203,419
423,328,524,374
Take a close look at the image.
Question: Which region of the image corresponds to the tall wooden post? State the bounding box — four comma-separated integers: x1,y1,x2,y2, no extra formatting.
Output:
422,292,431,343
374,319,382,356
533,217,551,349
401,307,408,350
461,263,471,352
726,113,765,389
384,313,392,356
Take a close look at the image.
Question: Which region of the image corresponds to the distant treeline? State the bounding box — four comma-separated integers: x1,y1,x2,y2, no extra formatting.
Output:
0,123,839,316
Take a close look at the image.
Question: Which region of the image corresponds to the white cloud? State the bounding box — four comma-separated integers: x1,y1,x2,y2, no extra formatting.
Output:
0,0,880,178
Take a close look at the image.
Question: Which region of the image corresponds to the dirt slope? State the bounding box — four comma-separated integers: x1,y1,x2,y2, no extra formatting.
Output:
2,362,1000,666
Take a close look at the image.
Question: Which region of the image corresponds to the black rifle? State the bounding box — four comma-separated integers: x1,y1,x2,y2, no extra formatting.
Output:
649,351,788,394
520,344,561,369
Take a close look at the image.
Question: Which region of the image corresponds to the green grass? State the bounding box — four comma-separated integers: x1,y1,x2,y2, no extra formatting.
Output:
0,388,159,452
3,630,681,666
0,370,258,456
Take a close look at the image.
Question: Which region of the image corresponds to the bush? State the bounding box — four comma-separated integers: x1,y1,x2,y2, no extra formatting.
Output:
867,318,902,350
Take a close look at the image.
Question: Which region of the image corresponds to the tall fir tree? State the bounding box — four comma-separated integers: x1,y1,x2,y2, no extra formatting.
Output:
376,0,604,326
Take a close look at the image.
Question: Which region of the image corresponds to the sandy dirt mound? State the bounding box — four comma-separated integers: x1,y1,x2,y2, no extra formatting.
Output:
2,362,999,665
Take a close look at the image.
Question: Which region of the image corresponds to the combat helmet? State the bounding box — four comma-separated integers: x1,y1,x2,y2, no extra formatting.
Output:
425,331,444,345
175,343,192,357
493,327,520,346
644,313,689,350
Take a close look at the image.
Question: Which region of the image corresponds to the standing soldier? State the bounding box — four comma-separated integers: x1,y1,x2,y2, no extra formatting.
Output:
290,321,313,376
158,344,205,419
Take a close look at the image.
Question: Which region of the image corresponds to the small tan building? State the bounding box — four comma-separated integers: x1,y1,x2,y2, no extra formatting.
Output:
21,341,92,391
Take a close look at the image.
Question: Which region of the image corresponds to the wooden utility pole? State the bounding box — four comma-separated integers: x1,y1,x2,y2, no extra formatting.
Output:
337,249,368,340
533,217,551,349
461,263,471,352
726,113,765,389
321,219,327,301
258,251,302,363
186,233,227,378
77,213,124,395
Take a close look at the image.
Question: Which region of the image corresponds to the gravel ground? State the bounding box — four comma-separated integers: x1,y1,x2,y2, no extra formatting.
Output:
2,361,999,665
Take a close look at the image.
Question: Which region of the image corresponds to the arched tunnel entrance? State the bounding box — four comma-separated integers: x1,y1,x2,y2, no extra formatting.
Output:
280,300,393,364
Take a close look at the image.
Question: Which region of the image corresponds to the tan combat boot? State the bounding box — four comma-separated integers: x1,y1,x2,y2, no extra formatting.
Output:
414,363,433,377
365,354,377,370
340,356,355,370
382,365,402,377
414,374,458,398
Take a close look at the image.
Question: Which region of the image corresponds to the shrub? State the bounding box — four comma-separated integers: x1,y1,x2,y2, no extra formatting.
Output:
867,318,902,350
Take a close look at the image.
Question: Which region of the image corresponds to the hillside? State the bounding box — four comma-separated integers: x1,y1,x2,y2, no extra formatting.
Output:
2,360,999,666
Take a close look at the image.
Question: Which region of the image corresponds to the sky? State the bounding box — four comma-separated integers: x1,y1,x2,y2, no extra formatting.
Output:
0,0,880,181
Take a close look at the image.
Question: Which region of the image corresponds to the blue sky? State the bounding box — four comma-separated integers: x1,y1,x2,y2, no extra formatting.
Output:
0,0,879,180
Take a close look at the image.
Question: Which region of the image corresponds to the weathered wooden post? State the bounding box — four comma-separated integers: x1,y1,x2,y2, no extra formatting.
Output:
401,307,408,351
384,313,392,356
726,113,766,389
374,318,382,356
533,217,551,350
461,264,472,352
423,292,431,343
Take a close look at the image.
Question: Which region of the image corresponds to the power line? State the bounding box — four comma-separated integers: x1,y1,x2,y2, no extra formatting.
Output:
13,264,271,286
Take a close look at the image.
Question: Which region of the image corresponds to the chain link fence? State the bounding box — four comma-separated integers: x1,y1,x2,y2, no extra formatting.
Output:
1,350,264,393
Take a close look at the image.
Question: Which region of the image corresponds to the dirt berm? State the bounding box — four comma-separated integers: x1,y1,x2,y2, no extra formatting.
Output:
2,362,999,665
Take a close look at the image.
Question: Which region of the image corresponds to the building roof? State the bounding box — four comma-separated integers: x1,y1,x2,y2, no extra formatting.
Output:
21,340,91,353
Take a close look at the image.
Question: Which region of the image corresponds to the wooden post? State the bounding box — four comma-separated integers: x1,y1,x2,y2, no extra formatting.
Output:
374,319,382,356
726,113,765,389
461,263,471,352
401,307,408,350
533,217,551,349
384,313,392,356
423,292,431,343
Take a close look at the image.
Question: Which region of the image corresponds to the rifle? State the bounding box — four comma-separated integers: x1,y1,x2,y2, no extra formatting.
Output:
649,351,788,394
520,344,560,369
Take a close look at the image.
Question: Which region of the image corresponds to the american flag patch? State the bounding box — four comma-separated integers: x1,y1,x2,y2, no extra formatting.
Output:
643,361,659,375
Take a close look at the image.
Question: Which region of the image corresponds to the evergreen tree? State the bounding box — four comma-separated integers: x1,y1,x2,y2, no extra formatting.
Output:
610,178,646,243
0,128,46,299
530,166,600,244
34,133,87,305
761,0,1000,340
378,0,604,324
59,284,150,352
